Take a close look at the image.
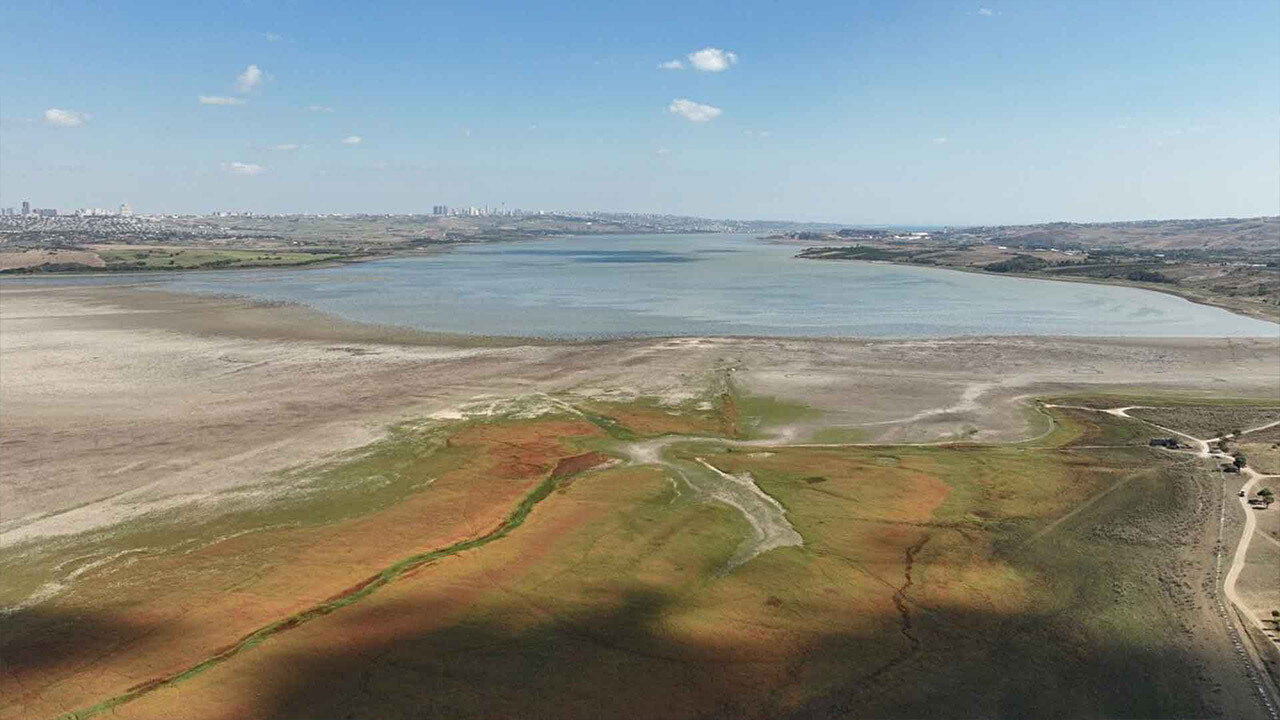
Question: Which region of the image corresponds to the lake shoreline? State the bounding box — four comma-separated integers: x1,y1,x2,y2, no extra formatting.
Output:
795,253,1280,325
6,232,1275,332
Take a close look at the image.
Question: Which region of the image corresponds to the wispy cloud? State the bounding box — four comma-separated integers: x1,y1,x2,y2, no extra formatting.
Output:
658,59,684,70
235,64,265,93
341,135,363,145
222,161,265,176
199,95,245,105
43,108,91,127
656,147,672,155
668,98,722,122
305,105,334,112
744,129,772,138
262,32,283,42
269,143,302,151
687,47,737,72
932,136,948,144
977,8,995,16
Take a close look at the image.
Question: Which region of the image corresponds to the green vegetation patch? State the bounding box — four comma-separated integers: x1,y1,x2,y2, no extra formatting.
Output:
1045,391,1280,410
982,254,1051,273
710,439,1210,718
1126,405,1280,439
0,421,456,609
731,392,821,439
93,247,344,271
797,246,915,261
53,448,614,720
1027,404,1161,448
0,413,602,611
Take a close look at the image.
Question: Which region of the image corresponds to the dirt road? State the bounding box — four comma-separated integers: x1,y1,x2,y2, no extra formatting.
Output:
1059,404,1280,718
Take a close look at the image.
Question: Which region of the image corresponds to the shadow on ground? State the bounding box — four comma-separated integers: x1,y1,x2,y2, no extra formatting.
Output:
76,584,1224,720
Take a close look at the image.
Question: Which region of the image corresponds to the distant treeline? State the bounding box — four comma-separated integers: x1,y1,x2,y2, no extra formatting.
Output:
981,254,1050,273
795,246,913,261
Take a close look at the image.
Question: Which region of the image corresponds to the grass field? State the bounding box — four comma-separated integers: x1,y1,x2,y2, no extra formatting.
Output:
1,415,609,720
1126,405,1280,439
0,246,352,273
1,398,1264,719
93,247,344,270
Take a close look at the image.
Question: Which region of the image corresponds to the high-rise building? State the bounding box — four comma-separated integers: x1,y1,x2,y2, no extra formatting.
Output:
432,205,448,215
21,201,30,215
119,202,133,217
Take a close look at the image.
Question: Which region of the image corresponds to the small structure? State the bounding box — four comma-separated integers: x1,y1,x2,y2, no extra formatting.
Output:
1220,464,1240,474
1149,438,1185,449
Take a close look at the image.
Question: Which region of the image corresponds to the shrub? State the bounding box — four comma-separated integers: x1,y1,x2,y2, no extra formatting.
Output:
1125,269,1171,283
983,254,1050,273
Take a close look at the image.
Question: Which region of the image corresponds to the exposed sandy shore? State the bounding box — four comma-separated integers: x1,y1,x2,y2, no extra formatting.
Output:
3,284,1278,545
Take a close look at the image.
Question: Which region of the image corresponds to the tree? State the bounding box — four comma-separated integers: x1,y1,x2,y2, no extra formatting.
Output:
1233,453,1247,469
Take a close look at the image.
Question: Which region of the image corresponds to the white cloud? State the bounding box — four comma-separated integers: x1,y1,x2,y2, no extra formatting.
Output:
305,105,334,112
341,135,363,144
744,129,772,138
668,98,722,123
656,147,671,155
235,64,265,93
262,32,282,42
932,136,948,144
222,162,265,176
199,95,245,105
269,143,301,151
687,47,737,72
43,108,91,127
977,8,995,16
658,59,684,70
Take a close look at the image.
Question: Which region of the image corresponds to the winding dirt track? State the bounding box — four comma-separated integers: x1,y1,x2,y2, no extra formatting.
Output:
1226,468,1274,628
1050,404,1280,718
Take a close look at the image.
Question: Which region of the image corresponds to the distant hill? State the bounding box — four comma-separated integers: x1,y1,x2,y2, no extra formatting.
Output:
965,217,1278,252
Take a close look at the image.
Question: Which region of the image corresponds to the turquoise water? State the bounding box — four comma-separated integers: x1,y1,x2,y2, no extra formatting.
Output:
13,234,1278,339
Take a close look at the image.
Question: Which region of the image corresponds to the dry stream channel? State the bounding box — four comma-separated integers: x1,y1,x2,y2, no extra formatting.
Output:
620,433,803,569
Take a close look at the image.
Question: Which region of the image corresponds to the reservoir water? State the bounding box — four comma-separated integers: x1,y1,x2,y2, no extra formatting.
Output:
19,234,1280,339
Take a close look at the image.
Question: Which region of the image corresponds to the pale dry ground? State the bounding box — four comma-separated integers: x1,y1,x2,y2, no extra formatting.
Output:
0,249,105,270
2,283,1279,549
1237,521,1280,631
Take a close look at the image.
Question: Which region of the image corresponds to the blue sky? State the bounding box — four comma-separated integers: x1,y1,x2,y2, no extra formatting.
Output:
2,0,1277,224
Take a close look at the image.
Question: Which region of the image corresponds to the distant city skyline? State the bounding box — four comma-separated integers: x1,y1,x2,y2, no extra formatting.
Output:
2,1,1277,225
3,195,1277,228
